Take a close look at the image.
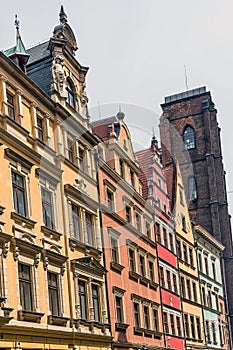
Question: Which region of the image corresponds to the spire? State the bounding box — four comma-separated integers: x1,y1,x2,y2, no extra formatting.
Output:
14,15,28,56
59,5,68,24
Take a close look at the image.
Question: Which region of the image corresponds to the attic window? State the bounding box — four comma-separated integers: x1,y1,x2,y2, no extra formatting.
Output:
66,78,75,109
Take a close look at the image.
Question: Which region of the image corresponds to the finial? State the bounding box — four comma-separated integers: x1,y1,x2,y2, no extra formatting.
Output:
117,105,125,120
15,15,20,30
59,5,68,24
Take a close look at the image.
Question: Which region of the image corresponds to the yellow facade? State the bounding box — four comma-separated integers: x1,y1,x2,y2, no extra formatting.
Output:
0,7,111,350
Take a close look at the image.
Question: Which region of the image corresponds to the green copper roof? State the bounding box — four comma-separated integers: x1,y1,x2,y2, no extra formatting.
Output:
4,29,29,57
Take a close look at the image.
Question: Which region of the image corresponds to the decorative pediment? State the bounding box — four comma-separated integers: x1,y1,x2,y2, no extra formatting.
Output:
71,256,106,276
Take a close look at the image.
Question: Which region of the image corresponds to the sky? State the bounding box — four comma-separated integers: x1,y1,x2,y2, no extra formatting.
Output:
1,0,233,213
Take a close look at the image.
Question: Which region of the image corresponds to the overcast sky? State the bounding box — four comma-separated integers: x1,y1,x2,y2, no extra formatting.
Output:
1,0,233,213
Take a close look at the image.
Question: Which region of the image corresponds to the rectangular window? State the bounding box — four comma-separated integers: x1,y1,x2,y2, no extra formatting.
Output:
12,171,26,217
207,290,212,309
106,189,114,210
19,263,33,311
119,159,124,178
149,261,154,281
159,266,165,287
184,313,190,338
72,204,80,240
177,240,181,259
215,294,219,311
183,244,188,262
129,249,136,272
187,279,191,300
78,147,84,171
204,256,209,275
166,270,172,290
133,302,140,328
7,92,15,120
125,205,131,223
67,138,74,163
189,248,194,266
190,315,195,339
145,221,151,239
86,212,94,246
37,116,44,141
130,169,134,187
163,312,169,333
202,286,206,306
182,215,186,232
170,314,175,334
176,316,182,336
48,272,60,316
111,237,119,263
153,309,158,331
169,232,174,251
206,320,211,343
212,261,216,280
115,296,123,323
135,212,141,231
173,274,178,293
196,317,201,339
192,282,197,302
78,280,87,320
144,305,150,329
155,222,161,242
198,252,203,271
139,255,145,277
163,228,168,248
212,322,217,344
41,188,54,229
92,284,100,322
180,276,185,298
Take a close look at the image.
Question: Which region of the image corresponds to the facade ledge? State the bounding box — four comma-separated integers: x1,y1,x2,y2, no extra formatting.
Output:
110,261,125,274
48,314,69,327
115,322,129,331
18,309,44,323
75,318,111,333
140,276,150,286
133,326,144,334
11,212,37,230
129,270,140,281
69,237,102,259
149,280,159,290
41,225,62,241
144,329,154,337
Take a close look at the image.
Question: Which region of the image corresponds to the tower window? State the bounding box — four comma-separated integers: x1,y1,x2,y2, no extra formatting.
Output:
188,177,197,200
66,78,75,109
183,126,195,150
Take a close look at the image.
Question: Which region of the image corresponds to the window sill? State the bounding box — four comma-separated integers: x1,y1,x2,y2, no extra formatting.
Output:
129,270,140,281
140,276,150,286
18,310,44,323
149,280,159,290
11,212,36,229
110,261,125,274
115,322,129,331
134,326,144,334
48,315,69,327
41,226,61,241
144,329,154,337
154,330,163,339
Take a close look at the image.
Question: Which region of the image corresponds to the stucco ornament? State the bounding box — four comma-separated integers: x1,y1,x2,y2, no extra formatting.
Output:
80,81,88,105
52,56,66,97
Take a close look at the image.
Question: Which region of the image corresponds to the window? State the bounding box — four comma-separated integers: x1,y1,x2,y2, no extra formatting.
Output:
184,314,190,338
169,233,174,251
182,216,187,232
78,147,85,171
166,270,172,290
125,205,131,223
173,274,178,293
119,159,124,178
163,312,169,333
92,284,100,322
202,286,206,306
212,261,216,280
67,138,74,163
36,116,44,141
180,276,185,298
207,290,212,309
187,279,191,299
41,188,54,229
170,314,175,334
196,317,201,339
158,178,162,188
72,204,81,240
144,305,150,329
148,261,154,281
183,126,195,150
48,272,60,316
192,282,197,302
204,256,209,275
7,92,15,120
188,177,197,200
111,237,119,263
19,263,33,311
206,320,211,343
106,188,114,211
12,171,26,217
133,302,140,328
115,296,123,323
66,78,75,108
190,315,195,339
129,249,136,272
183,244,188,262
139,255,145,277
215,294,219,311
163,228,168,248
135,212,141,231
176,316,182,336
153,309,158,331
212,322,217,344
189,248,194,266
86,213,94,246
159,266,165,287
177,240,181,259
78,280,87,320
198,252,203,271
148,185,153,197
130,169,134,187
145,221,151,239
155,222,161,242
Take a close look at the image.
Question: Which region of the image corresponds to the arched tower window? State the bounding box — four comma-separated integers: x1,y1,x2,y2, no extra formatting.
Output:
66,78,75,109
188,176,197,200
183,126,195,150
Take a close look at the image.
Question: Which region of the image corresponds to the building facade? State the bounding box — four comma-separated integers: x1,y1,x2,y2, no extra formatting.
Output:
93,115,165,350
160,87,233,334
136,139,185,350
194,225,230,349
0,7,111,350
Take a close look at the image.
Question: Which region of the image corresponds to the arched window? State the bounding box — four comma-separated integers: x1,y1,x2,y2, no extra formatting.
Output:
183,126,195,150
188,176,197,200
66,78,75,109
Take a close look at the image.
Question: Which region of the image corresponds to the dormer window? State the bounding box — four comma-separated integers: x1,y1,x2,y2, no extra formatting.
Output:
183,126,195,150
66,78,75,109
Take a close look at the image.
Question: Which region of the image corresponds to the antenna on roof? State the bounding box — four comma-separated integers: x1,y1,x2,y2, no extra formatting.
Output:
184,65,189,91
97,101,102,120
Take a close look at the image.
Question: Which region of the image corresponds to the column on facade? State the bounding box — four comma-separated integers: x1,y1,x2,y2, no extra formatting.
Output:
44,113,51,147
0,74,8,117
30,102,37,138
88,277,94,321
74,273,81,319
15,89,23,124
100,281,107,324
55,121,63,155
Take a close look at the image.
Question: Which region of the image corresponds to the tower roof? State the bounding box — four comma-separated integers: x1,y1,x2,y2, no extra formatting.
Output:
4,15,29,58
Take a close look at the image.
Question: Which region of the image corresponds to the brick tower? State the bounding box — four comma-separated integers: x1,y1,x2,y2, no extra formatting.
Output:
160,87,233,334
